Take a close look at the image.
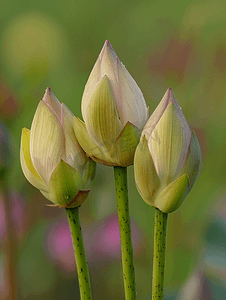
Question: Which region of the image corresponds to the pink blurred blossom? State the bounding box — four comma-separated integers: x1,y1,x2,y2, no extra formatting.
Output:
90,213,143,260
44,219,76,274
44,213,144,273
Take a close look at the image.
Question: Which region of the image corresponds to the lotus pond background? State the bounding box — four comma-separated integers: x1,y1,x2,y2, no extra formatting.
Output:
0,0,226,299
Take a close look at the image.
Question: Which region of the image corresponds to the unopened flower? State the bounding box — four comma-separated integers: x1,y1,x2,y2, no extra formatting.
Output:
20,88,95,207
134,88,201,213
74,40,148,166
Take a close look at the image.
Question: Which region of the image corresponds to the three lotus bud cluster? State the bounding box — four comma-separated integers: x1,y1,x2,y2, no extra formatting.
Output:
20,41,201,212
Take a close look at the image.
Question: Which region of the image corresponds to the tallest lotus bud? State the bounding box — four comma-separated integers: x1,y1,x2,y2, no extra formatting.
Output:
82,40,148,129
74,40,148,167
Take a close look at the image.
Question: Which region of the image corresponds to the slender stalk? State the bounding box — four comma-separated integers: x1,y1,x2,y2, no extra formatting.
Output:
114,166,136,300
152,208,168,299
65,207,92,300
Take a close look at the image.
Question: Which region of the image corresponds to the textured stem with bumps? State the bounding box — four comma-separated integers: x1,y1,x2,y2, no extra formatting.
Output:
152,208,168,299
66,207,92,300
114,166,136,300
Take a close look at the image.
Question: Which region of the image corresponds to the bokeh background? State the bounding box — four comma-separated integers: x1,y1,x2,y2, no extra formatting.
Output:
0,0,226,299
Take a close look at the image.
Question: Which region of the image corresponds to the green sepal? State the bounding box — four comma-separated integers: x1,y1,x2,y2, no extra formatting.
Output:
134,135,160,206
48,160,84,207
113,121,141,166
155,173,189,213
74,116,108,162
83,158,96,189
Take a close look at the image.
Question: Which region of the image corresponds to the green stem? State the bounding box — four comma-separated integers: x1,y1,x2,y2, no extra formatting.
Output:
114,166,136,300
65,207,92,300
152,208,168,299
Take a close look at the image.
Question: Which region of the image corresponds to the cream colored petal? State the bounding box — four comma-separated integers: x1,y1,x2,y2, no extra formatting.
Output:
48,160,84,207
73,116,109,163
99,41,118,84
98,41,148,129
62,103,88,175
113,122,141,166
142,88,189,140
20,127,48,192
42,87,62,120
149,102,191,185
30,100,65,184
134,135,160,206
180,130,201,189
82,41,117,123
82,57,101,121
154,173,189,213
115,58,147,129
85,75,122,159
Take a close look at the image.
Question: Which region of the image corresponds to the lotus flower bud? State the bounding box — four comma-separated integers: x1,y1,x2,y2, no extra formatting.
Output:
20,88,96,207
74,40,148,167
134,88,201,213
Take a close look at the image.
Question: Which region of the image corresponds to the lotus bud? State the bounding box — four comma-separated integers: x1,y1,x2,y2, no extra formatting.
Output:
134,88,201,213
74,40,148,167
20,87,96,207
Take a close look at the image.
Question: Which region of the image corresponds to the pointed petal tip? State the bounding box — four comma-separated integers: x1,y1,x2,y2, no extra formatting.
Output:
44,87,52,97
104,40,113,48
167,87,174,98
165,87,176,103
105,40,110,46
42,87,62,120
44,86,58,97
162,88,184,114
105,40,115,51
142,89,180,140
43,87,52,103
99,40,117,60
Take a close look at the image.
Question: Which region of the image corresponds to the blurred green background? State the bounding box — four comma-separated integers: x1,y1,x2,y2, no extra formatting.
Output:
0,0,226,299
